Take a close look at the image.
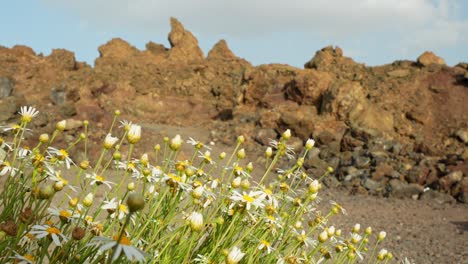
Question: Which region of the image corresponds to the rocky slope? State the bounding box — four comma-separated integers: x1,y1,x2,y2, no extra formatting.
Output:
0,18,467,203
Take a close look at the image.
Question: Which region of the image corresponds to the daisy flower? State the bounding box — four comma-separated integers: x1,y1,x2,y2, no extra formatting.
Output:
187,137,211,150
0,161,19,177
30,224,68,246
85,173,115,189
269,139,295,159
257,239,274,254
47,207,80,223
47,147,75,169
230,190,265,211
101,198,130,220
11,252,35,264
46,168,77,192
19,106,39,123
127,124,141,144
227,246,245,264
103,133,119,149
1,124,32,133
119,120,133,130
88,235,147,262
193,254,211,264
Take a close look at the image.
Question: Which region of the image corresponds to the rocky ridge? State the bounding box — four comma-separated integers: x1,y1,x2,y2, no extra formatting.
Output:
0,18,467,203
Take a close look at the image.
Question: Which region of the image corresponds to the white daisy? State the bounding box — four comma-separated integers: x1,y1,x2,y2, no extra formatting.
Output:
19,106,39,123
30,224,68,246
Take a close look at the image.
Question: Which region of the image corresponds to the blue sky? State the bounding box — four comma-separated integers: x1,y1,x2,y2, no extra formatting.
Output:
1,0,467,67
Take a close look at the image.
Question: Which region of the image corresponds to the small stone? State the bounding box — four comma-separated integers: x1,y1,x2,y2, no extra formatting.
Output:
453,129,468,144
439,171,463,191
354,155,371,169
389,179,424,198
255,128,277,146
0,97,20,122
372,163,394,181
50,86,67,105
363,178,383,191
64,119,83,131
420,189,455,204
0,77,14,99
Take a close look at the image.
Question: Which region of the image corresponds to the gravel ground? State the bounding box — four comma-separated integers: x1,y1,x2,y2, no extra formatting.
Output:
321,189,468,264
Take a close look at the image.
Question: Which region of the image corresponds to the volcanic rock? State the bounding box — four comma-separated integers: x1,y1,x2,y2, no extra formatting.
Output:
0,76,13,98
168,17,204,63
417,51,445,67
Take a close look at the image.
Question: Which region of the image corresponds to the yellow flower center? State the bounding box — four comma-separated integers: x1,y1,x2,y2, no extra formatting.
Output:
58,149,68,158
261,240,271,247
95,175,105,182
24,254,35,261
113,235,132,245
243,194,255,203
47,227,61,235
118,204,129,214
59,210,72,218
265,188,273,195
168,174,182,183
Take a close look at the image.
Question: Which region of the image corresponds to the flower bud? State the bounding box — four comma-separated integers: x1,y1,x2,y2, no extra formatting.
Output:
265,147,273,158
83,193,94,207
127,182,136,191
231,177,241,188
282,129,291,140
318,230,328,243
39,134,49,143
365,226,372,235
237,135,245,144
154,144,161,151
56,120,67,131
80,160,90,170
305,138,315,150
296,157,304,167
377,249,388,261
53,181,64,192
236,149,246,159
113,151,122,161
170,135,183,151
241,179,250,189
69,197,78,208
219,152,226,159
103,133,118,149
114,110,121,116
353,223,361,233
308,180,320,194
190,187,202,199
188,212,203,232
39,185,55,199
246,162,253,173
127,193,145,213
378,231,386,241
72,227,86,240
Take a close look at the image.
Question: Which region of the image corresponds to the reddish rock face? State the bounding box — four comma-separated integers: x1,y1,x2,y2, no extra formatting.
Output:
417,51,446,67
0,17,466,201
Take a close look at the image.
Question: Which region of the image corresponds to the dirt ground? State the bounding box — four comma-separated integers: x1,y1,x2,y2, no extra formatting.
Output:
140,123,468,264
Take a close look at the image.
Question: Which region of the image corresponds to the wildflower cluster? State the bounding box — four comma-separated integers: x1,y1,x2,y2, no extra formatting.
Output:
0,107,394,263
